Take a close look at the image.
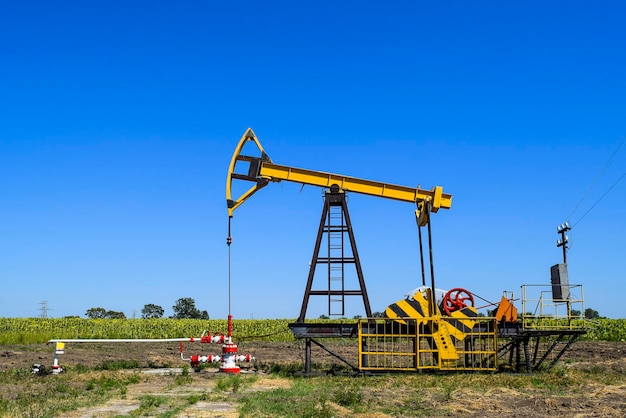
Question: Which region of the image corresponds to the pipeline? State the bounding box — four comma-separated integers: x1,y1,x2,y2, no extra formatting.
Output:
48,316,256,375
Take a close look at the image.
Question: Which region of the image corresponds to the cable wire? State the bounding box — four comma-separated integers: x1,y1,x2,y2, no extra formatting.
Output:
227,217,233,316
566,136,625,223
228,244,231,316
572,169,626,228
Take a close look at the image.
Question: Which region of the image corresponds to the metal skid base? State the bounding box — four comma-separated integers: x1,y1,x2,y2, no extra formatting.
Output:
288,321,585,375
497,323,585,373
289,322,360,375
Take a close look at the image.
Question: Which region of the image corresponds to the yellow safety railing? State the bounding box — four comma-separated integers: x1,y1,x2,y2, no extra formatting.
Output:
521,284,586,330
358,317,498,372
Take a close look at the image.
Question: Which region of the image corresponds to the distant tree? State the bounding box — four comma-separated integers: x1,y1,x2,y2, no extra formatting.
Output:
584,308,600,319
85,307,127,319
142,304,165,319
318,314,330,319
571,309,582,317
371,311,385,318
353,314,362,320
86,307,107,319
172,297,206,319
106,310,126,319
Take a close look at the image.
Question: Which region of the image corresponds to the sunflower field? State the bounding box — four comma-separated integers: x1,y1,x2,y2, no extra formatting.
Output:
0,317,624,345
0,318,323,344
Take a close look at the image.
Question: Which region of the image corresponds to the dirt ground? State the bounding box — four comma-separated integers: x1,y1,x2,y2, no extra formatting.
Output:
1,340,625,417
1,339,624,372
0,340,333,372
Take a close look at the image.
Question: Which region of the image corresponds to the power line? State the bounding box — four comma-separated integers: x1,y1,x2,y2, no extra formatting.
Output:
566,136,625,223
572,169,626,228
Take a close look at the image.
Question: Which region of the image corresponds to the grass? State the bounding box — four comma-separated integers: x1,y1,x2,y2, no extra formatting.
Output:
95,359,141,371
1,338,625,417
215,373,258,393
0,365,623,417
238,379,335,418
0,369,143,418
130,395,168,416
236,363,626,418
0,367,215,418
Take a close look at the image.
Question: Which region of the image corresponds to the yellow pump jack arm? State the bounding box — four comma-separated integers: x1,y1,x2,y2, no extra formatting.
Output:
226,128,452,225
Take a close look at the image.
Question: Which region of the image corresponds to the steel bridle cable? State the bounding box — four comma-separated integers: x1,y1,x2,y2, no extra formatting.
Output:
228,243,231,317
227,217,232,317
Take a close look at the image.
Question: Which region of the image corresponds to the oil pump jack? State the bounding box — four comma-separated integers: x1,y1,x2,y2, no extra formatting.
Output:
226,128,585,374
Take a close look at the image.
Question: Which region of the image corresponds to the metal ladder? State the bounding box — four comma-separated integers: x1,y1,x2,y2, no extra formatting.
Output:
327,203,347,316
297,189,372,322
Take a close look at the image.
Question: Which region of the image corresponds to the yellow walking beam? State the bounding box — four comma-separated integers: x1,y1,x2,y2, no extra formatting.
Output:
226,128,452,223
259,163,450,207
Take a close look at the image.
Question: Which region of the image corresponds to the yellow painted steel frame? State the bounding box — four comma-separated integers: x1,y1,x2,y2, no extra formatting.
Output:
384,289,481,366
358,317,498,372
226,128,273,217
226,128,452,223
520,284,586,330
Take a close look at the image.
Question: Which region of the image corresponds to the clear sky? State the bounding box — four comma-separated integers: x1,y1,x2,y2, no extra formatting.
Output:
1,1,625,319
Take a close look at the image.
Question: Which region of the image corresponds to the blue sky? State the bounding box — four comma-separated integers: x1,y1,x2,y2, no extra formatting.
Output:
1,1,625,319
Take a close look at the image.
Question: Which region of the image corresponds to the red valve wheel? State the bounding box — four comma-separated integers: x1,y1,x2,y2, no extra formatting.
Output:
442,288,475,315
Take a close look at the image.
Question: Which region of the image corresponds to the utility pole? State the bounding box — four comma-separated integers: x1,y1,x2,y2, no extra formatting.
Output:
556,222,571,264
555,222,572,319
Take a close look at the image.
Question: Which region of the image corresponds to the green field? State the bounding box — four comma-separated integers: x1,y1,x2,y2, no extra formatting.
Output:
1,317,625,344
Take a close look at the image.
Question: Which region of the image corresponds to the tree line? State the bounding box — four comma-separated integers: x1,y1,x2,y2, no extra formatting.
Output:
84,297,208,319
